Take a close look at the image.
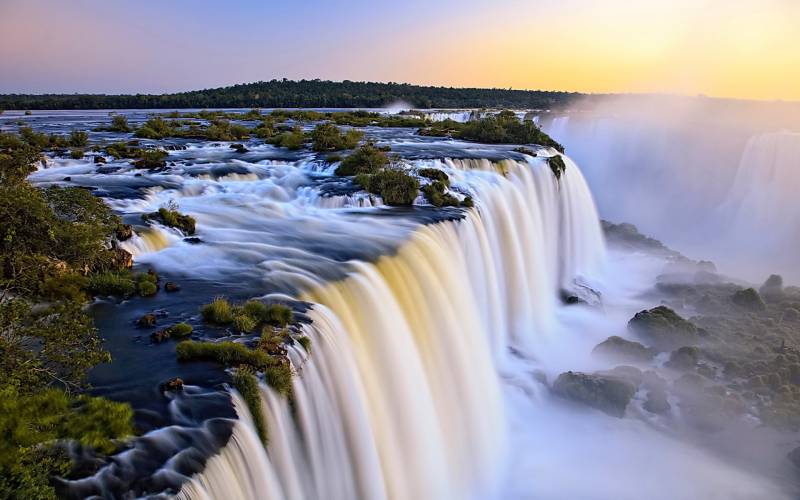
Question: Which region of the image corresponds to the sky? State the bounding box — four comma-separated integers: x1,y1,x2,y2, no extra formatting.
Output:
1,0,798,101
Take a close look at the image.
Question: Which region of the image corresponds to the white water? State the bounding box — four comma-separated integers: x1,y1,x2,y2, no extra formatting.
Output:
543,113,800,282
176,157,789,499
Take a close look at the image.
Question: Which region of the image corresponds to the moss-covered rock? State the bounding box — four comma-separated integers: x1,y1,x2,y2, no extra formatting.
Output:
552,371,637,418
731,287,767,312
628,306,698,352
666,346,701,371
592,336,655,363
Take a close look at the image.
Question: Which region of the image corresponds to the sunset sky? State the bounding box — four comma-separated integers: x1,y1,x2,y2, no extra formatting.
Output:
1,0,798,101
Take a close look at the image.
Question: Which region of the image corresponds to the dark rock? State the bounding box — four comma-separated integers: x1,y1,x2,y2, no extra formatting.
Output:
560,281,601,307
731,288,766,312
597,365,643,387
666,346,701,371
628,306,698,352
230,143,249,153
137,313,157,328
783,308,800,323
150,329,170,343
643,389,671,414
184,237,203,244
165,281,181,292
63,176,72,182
161,377,184,392
552,371,637,418
94,155,107,164
114,223,133,241
759,274,784,301
592,336,655,363
110,247,133,269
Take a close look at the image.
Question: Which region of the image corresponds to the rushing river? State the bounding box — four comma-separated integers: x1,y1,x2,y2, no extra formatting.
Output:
5,108,796,499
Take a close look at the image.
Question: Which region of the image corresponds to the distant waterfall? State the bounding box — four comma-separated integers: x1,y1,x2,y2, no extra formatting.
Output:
178,157,606,500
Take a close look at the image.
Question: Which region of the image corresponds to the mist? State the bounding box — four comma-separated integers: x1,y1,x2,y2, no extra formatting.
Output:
542,95,800,283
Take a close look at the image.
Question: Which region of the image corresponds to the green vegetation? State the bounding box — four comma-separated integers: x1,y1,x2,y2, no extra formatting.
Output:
309,122,363,152
133,149,168,169
141,205,196,235
176,340,270,369
0,79,579,109
355,168,420,206
420,110,565,151
297,336,312,353
417,168,449,185
421,180,459,207
166,322,193,338
548,155,567,180
232,368,267,444
68,130,89,148
109,114,131,132
335,142,390,176
85,270,158,298
200,298,294,331
268,126,306,150
69,148,84,159
201,296,235,324
0,131,135,497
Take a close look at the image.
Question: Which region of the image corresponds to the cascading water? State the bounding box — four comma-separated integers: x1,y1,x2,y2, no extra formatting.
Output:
177,156,607,500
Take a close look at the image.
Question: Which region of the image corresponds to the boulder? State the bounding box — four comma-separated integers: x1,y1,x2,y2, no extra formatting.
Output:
759,274,784,301
592,336,655,363
94,155,107,164
783,308,800,323
110,247,133,269
115,223,133,241
552,371,637,418
666,346,701,371
628,306,698,352
150,329,170,343
165,281,181,292
731,288,766,312
161,377,184,392
137,313,157,328
643,389,671,414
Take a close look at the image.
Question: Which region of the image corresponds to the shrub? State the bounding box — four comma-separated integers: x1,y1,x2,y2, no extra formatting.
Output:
134,117,175,140
176,340,270,369
137,280,157,297
417,168,449,185
69,130,89,148
269,127,305,150
233,368,267,443
86,272,136,297
264,361,293,397
109,115,131,132
232,312,258,333
335,142,390,176
267,304,293,327
310,122,363,152
69,148,84,159
252,119,275,139
166,322,193,338
461,195,474,208
356,168,419,206
297,336,311,353
142,206,196,234
422,180,459,207
242,300,269,321
132,149,168,169
201,297,234,324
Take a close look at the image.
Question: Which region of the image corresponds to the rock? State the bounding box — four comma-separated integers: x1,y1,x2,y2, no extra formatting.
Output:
165,281,181,292
137,313,157,328
147,268,159,283
560,281,602,307
759,274,784,301
782,308,800,323
161,377,184,392
628,306,698,352
115,223,133,241
150,329,170,343
597,365,643,387
731,288,766,312
592,336,655,363
94,155,107,164
230,143,249,153
63,176,71,182
666,346,701,371
110,248,133,269
184,237,203,244
552,371,637,418
644,389,671,414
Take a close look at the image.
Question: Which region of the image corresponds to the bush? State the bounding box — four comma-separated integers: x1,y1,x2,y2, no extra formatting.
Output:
548,155,567,180
417,168,449,185
86,272,136,297
269,127,305,150
422,180,459,207
132,149,168,169
461,195,474,208
356,168,419,206
176,340,270,369
109,115,131,132
232,312,258,333
134,117,175,140
137,280,157,297
232,368,267,444
142,206,196,234
69,148,84,159
267,304,293,327
201,297,234,324
69,130,89,148
166,322,193,338
297,336,312,353
310,122,363,152
335,142,390,176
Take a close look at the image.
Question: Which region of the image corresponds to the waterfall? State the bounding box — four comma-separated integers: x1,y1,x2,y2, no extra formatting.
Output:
177,157,606,500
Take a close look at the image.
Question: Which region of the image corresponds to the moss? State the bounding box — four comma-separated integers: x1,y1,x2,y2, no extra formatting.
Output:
176,340,270,369
547,155,567,180
264,360,293,397
201,297,234,324
233,368,267,444
297,336,312,353
166,322,193,338
334,142,390,176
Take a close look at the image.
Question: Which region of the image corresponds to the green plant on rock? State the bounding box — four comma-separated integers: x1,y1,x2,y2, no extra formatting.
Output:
334,141,390,176
421,180,459,207
176,340,270,370
201,297,234,324
310,122,363,152
268,127,306,150
166,322,193,338
355,168,420,206
232,367,267,444
548,155,567,180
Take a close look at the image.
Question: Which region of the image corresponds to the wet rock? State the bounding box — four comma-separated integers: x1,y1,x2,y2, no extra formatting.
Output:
94,155,107,164
137,313,157,328
114,223,133,241
165,281,181,292
782,308,800,323
597,365,643,387
644,389,671,414
161,377,184,392
552,371,637,418
628,306,698,352
230,143,249,153
110,247,133,269
150,329,170,343
63,176,72,182
184,237,203,244
731,288,766,312
592,336,655,363
759,274,784,301
666,346,701,371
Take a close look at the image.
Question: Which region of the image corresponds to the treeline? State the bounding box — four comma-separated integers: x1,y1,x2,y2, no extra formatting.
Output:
0,79,582,110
